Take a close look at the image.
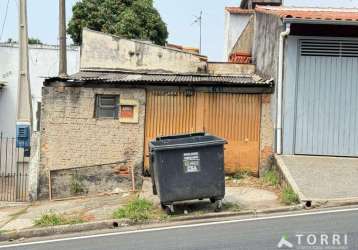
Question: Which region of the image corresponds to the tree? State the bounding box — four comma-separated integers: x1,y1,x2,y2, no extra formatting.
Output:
67,0,168,46
28,37,43,45
6,38,17,43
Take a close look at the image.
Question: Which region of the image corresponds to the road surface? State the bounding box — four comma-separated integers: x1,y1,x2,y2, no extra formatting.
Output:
1,207,358,250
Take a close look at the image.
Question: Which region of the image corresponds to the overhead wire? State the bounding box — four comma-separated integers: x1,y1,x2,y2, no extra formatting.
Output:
0,0,11,41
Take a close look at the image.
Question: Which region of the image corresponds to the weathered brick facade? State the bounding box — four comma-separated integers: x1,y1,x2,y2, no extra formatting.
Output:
259,94,274,175
39,85,145,199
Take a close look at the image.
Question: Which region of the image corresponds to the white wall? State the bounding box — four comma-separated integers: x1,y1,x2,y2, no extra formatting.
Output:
283,0,358,8
80,29,206,73
0,44,80,137
223,11,251,61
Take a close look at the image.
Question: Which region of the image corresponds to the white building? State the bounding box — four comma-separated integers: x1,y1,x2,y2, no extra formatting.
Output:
224,0,358,60
0,43,80,137
223,7,253,61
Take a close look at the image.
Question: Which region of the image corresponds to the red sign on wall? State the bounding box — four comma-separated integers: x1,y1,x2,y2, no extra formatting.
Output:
121,105,134,118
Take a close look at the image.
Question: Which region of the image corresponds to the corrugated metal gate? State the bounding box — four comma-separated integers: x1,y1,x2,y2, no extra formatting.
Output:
144,90,261,174
295,39,358,156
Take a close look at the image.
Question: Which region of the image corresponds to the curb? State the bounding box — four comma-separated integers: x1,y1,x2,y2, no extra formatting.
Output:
169,204,304,222
274,155,307,202
308,199,358,210
0,219,131,242
0,204,304,242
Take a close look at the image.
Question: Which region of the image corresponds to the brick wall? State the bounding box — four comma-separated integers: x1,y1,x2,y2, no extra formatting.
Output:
39,85,146,199
259,94,274,175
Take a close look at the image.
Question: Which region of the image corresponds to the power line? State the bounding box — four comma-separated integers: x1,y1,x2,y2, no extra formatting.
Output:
0,0,11,41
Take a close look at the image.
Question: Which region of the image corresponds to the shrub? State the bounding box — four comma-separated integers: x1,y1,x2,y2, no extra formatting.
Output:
263,170,279,187
113,198,154,223
34,212,84,227
281,186,300,205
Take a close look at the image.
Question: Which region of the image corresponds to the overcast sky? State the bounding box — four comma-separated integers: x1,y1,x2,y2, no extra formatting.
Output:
0,0,239,61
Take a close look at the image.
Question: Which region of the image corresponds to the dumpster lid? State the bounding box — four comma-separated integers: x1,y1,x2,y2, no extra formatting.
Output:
150,133,227,151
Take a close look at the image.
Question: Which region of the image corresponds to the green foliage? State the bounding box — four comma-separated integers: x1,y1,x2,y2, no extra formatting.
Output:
263,170,279,187
7,38,16,43
28,37,43,45
34,212,84,227
68,0,168,45
281,186,300,205
222,202,240,212
229,170,251,180
113,198,154,223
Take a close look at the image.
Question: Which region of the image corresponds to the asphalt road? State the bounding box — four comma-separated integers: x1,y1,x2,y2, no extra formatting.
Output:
1,208,358,250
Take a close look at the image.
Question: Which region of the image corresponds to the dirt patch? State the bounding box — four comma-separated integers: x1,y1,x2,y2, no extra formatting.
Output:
226,176,282,200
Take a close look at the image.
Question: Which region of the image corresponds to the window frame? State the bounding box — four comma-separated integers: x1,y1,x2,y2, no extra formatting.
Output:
94,94,120,119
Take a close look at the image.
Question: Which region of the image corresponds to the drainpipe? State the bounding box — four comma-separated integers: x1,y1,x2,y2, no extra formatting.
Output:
276,23,290,154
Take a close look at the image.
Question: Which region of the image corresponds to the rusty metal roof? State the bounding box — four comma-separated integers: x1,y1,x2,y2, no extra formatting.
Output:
45,71,273,87
256,5,358,23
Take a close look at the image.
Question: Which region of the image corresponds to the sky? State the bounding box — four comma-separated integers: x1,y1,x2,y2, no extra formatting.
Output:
0,0,239,61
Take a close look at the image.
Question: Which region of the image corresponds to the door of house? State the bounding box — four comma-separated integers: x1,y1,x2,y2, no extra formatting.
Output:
294,39,358,156
144,89,261,175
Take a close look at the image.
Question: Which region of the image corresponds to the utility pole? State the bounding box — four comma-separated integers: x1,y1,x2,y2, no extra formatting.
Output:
193,11,203,54
59,0,67,77
16,0,32,155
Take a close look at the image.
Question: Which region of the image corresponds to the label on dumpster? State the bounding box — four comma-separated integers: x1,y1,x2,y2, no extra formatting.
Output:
183,152,201,173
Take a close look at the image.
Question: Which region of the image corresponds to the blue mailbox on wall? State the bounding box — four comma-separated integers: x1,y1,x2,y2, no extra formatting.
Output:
16,124,31,149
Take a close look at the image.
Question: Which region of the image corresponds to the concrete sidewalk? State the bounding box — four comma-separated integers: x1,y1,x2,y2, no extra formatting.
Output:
0,177,282,233
140,178,281,211
276,155,358,203
0,193,133,232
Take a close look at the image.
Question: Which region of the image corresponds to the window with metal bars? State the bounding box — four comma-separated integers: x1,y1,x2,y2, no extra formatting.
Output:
95,95,119,119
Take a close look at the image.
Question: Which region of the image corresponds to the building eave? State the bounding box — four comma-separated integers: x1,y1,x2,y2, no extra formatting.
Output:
283,18,358,26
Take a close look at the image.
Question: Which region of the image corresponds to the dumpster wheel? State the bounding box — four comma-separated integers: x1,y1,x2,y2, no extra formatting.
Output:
214,200,223,212
162,203,175,215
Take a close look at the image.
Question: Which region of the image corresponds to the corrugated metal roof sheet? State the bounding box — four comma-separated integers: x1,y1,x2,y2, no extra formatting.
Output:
256,5,358,22
46,71,273,87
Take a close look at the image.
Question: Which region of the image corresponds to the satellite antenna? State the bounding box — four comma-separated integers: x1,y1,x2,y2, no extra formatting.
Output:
192,11,203,54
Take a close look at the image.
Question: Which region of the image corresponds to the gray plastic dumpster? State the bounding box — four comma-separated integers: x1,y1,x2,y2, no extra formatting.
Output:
149,132,226,214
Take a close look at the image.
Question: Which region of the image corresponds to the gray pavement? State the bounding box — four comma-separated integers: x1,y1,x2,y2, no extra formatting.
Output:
140,177,281,211
1,208,358,250
276,155,358,201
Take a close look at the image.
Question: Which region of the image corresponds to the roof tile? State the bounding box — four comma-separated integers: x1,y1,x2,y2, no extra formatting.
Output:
255,5,358,22
225,7,254,14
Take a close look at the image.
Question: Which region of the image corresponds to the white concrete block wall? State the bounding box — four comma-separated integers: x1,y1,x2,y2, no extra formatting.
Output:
223,11,251,61
0,44,80,137
80,29,206,73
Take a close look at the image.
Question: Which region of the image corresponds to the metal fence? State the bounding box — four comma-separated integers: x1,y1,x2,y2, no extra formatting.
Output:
0,132,28,201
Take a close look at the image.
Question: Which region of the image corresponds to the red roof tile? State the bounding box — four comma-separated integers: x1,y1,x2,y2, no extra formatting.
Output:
255,5,358,22
225,7,254,14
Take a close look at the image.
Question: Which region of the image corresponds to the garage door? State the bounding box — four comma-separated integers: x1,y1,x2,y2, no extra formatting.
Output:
295,39,358,156
144,90,261,175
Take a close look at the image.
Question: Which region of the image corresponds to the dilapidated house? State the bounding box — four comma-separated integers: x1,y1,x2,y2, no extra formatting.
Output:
39,29,273,199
